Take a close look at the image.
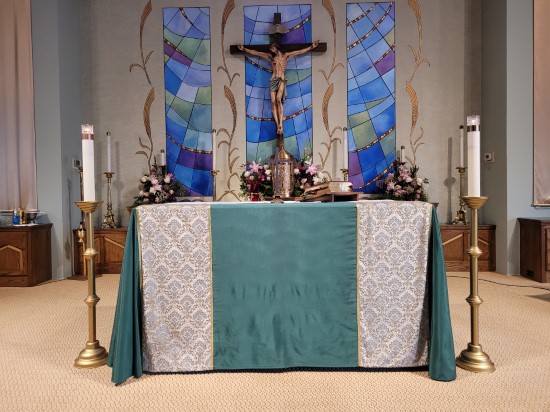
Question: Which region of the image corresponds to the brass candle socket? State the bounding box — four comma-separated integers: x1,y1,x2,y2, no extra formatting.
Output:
102,172,117,228
340,168,349,182
211,170,219,202
456,195,495,373
74,201,108,368
452,167,468,225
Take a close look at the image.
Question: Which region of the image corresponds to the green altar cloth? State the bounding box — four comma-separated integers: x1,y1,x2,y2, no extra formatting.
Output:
108,202,456,384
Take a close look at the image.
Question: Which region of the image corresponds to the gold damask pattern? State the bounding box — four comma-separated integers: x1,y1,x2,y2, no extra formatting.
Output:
138,204,213,372
356,201,432,367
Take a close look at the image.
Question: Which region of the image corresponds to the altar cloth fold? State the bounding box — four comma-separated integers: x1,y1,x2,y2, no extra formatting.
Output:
108,202,456,384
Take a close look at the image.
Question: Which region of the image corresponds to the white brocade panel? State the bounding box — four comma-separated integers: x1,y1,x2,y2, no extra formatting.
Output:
356,201,432,368
138,204,213,372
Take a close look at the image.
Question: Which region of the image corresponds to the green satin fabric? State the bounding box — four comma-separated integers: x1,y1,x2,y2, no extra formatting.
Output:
107,210,143,384
210,203,358,369
428,209,457,381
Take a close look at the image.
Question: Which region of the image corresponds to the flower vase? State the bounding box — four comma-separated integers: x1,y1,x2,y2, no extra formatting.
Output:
249,181,260,201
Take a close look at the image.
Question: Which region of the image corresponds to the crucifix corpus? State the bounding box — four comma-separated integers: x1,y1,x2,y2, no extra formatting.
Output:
231,12,326,199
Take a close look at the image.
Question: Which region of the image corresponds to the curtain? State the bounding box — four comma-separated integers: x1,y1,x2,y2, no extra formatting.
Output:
534,0,550,206
0,0,37,210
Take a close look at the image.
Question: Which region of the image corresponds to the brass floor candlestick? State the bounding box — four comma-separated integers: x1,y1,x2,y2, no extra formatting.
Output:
456,196,495,373
74,201,108,368
102,172,116,228
452,167,468,224
211,170,218,201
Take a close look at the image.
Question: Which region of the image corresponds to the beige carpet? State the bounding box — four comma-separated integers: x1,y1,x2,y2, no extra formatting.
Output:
1,272,549,411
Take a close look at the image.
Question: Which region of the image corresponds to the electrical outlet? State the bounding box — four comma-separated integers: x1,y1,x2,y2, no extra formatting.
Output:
72,158,81,169
484,152,494,163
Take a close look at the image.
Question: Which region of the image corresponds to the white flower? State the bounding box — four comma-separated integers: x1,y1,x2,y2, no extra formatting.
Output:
151,178,159,185
265,169,271,176
416,177,423,185
294,168,300,175
313,176,322,184
140,176,147,183
267,176,271,181
258,165,263,169
244,171,250,177
406,177,413,183
139,190,144,196
149,187,156,194
169,189,174,194
264,164,270,169
300,185,304,189
249,176,255,181
164,176,171,183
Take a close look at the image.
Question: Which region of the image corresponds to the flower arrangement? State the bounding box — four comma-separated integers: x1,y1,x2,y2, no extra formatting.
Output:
132,165,185,207
377,160,429,201
292,154,328,197
239,161,273,200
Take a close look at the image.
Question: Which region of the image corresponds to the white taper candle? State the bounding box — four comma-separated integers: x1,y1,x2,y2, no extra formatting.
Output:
467,115,481,196
212,129,216,171
160,149,166,167
343,127,348,170
459,125,464,168
81,124,95,201
106,132,112,172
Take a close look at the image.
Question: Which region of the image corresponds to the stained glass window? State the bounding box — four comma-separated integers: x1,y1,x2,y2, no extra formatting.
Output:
244,5,313,163
347,2,395,193
163,7,212,196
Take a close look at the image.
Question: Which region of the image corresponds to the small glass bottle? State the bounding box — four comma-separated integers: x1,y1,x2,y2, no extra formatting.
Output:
12,209,20,225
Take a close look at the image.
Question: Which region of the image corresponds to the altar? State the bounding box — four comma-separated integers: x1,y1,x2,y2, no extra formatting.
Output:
108,201,456,384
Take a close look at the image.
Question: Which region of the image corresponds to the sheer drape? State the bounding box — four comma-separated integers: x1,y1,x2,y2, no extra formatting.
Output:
534,0,550,205
0,0,37,210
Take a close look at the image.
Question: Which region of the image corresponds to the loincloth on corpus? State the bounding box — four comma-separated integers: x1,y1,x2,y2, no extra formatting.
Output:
269,77,287,104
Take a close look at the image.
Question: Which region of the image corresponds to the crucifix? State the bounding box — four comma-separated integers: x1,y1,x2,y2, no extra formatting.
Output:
231,12,326,199
230,12,326,140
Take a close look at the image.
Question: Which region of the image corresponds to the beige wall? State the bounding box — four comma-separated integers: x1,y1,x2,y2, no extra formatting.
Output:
81,0,480,227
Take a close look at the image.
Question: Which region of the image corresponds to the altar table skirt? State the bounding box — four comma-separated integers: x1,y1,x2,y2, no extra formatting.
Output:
108,202,456,384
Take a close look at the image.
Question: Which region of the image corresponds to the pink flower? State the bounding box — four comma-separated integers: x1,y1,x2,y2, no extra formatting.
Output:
249,161,260,173
387,182,395,191
306,164,318,175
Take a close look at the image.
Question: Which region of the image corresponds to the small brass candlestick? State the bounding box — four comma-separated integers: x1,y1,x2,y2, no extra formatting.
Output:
211,170,219,201
74,200,108,368
456,195,495,373
101,172,116,228
340,168,349,182
452,167,468,225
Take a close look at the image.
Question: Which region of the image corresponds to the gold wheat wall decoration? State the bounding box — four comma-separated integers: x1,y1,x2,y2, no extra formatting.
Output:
318,0,345,179
216,0,242,201
405,0,430,166
130,0,155,172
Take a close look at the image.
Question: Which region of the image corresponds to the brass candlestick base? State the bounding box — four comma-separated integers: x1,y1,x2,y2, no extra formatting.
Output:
101,172,116,228
452,167,468,225
74,201,108,369
456,195,495,373
340,168,349,182
211,170,218,201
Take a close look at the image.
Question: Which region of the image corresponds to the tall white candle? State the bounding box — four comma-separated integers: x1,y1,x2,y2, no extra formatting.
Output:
459,125,464,168
81,124,95,201
467,115,481,196
159,149,166,166
400,145,405,163
106,132,112,172
212,129,216,171
343,127,348,170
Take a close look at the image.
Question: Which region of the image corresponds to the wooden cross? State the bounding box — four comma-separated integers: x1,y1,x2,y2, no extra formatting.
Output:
230,12,327,55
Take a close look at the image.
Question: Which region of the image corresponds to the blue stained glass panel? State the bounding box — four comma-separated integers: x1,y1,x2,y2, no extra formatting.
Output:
347,2,395,193
164,7,212,196
244,5,313,163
